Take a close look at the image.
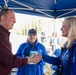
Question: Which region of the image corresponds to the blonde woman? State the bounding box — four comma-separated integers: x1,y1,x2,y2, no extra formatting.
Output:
42,17,76,75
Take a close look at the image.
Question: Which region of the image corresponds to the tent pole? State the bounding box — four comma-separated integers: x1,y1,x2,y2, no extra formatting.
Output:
53,10,56,51
57,9,76,18
54,0,57,4
35,9,54,18
12,0,33,10
53,18,56,51
57,8,76,11
3,0,9,9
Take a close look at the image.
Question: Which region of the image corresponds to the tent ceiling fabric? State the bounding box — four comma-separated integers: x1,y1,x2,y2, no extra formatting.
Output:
0,0,76,18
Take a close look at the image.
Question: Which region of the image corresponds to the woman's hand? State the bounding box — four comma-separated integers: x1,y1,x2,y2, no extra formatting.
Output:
27,54,42,64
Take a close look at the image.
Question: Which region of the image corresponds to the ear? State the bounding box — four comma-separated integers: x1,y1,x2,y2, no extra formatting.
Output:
1,15,5,21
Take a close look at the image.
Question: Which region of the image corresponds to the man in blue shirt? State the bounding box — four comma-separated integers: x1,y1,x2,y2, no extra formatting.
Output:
16,29,48,75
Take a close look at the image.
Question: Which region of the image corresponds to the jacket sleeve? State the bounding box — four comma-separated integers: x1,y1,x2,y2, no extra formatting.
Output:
74,47,76,75
42,54,60,66
15,44,24,57
0,34,28,68
39,45,48,65
70,46,76,75
42,46,48,55
41,44,60,66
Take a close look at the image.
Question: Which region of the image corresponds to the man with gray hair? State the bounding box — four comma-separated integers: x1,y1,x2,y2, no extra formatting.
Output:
0,9,42,75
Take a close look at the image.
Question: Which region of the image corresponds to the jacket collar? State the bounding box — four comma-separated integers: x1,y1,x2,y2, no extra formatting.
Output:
26,41,39,47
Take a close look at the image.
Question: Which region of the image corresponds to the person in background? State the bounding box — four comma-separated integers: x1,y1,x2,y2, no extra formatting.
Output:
50,32,60,51
16,29,48,75
41,32,45,44
42,17,76,75
0,9,42,75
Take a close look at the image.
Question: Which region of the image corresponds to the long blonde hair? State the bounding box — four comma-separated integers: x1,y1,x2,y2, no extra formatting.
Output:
64,17,76,49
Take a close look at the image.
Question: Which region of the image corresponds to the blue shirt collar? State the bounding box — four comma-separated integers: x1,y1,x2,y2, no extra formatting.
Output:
26,41,39,47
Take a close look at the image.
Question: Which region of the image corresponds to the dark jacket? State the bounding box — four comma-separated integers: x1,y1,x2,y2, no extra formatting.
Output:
0,25,28,75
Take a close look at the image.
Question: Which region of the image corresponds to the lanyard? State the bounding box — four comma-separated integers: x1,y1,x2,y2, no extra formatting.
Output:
59,50,68,74
62,50,68,61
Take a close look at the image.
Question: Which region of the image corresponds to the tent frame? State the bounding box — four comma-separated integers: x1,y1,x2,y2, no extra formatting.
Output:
1,0,76,18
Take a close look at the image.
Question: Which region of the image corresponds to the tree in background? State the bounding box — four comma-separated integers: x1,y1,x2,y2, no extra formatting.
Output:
11,15,63,37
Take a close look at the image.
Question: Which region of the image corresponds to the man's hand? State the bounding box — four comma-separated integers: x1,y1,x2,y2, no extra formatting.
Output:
27,54,42,64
